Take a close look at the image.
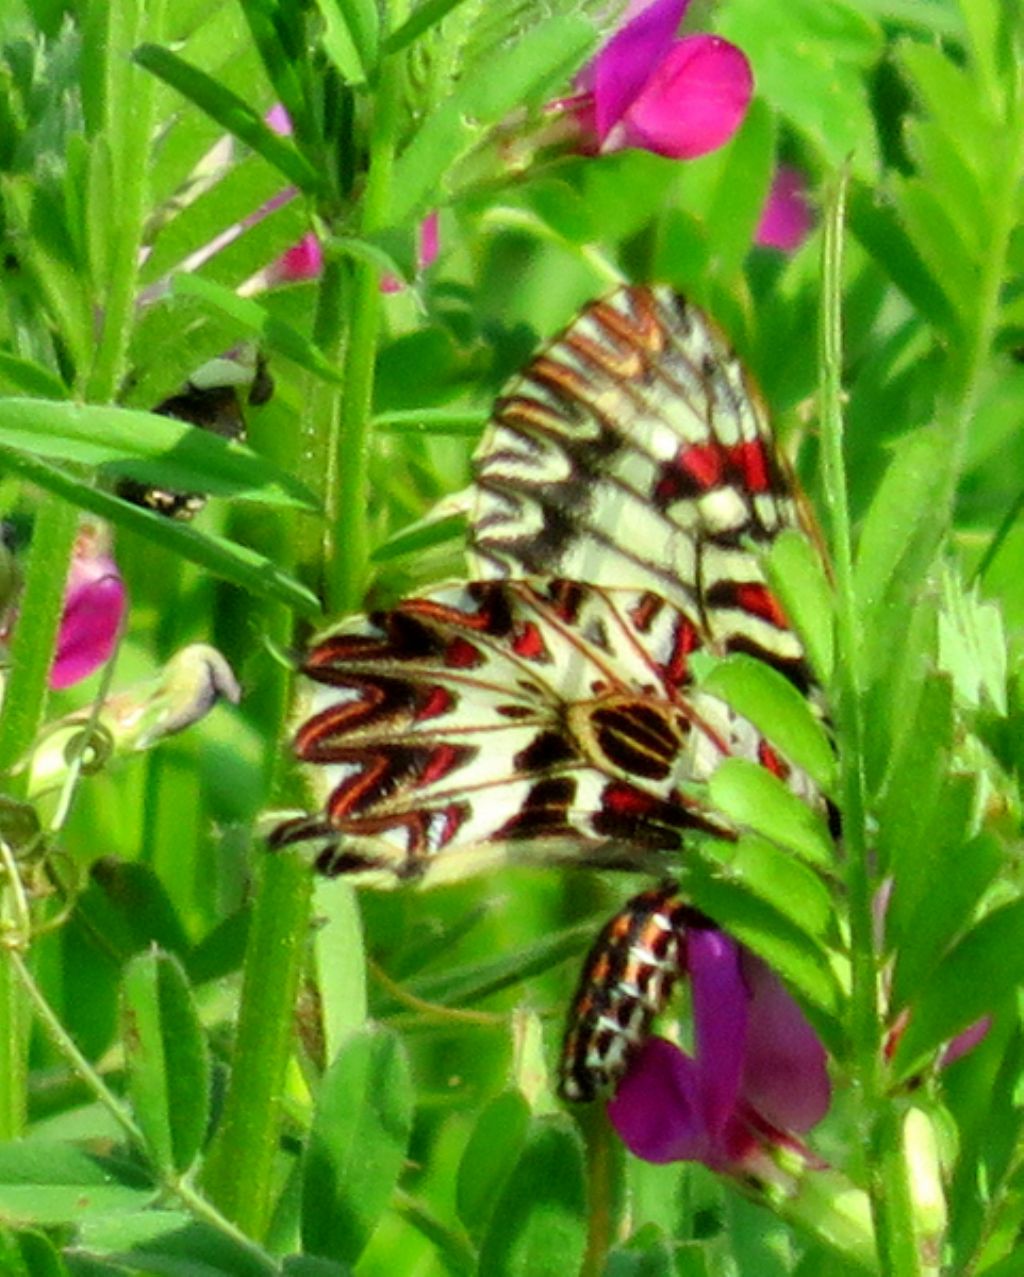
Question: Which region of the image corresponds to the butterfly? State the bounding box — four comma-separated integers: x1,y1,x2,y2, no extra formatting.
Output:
272,284,826,1101
117,354,273,519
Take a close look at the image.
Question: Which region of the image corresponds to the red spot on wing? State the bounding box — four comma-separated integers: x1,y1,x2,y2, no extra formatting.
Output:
729,440,771,493
445,637,484,668
680,442,725,489
663,617,700,687
416,685,454,721
512,621,549,661
418,743,465,787
735,583,788,628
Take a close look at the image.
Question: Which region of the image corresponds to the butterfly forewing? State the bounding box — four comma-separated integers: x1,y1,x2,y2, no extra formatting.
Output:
469,285,814,684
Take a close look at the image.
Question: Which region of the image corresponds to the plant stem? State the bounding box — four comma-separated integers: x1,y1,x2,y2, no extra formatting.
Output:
324,51,401,616
86,0,167,403
201,837,313,1238
819,171,920,1277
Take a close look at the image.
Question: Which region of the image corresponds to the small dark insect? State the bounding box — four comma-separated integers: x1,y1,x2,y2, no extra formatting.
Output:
117,354,273,519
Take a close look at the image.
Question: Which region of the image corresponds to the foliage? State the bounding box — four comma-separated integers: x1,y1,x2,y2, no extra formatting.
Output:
0,0,1022,1274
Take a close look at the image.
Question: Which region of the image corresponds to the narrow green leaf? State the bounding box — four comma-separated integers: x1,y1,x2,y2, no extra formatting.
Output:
393,921,598,1013
0,449,321,616
383,0,477,54
707,758,835,867
891,900,1024,1079
456,1090,531,1240
847,181,959,334
301,1025,414,1264
0,1144,153,1225
121,949,211,1175
371,409,486,435
765,528,834,684
0,355,67,400
314,0,379,83
477,1116,587,1277
0,399,317,510
133,44,326,195
700,652,836,793
172,274,344,384
703,98,775,275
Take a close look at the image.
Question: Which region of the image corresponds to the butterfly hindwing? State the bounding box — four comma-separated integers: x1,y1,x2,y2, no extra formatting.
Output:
271,578,777,883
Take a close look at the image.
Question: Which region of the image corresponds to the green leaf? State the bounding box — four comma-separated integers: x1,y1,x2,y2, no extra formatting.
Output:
301,1024,414,1264
393,921,597,1014
890,829,1002,1011
76,1209,281,1277
133,44,326,195
76,860,192,969
707,759,835,867
765,528,834,684
700,653,836,793
172,274,344,385
701,97,776,275
314,0,379,84
476,1116,587,1277
891,900,1024,1079
853,426,949,684
0,398,316,510
874,673,954,877
121,949,211,1175
456,1090,531,1240
0,1227,69,1277
389,15,597,225
0,450,321,617
0,1144,153,1225
700,833,837,945
384,0,478,54
847,182,960,335
0,355,67,400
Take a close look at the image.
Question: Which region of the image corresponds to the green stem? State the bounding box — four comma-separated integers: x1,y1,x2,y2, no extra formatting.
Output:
325,53,401,616
819,172,919,1276
86,0,167,403
200,839,313,1239
0,496,79,1140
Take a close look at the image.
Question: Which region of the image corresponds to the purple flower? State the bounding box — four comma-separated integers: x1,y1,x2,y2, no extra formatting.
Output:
571,0,753,160
608,929,830,1171
51,527,126,690
756,166,813,252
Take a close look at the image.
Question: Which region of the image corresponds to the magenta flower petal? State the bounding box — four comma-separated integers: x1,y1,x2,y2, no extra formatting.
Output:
756,166,813,252
940,1016,991,1068
591,0,689,136
739,954,831,1133
276,233,323,282
689,929,748,1143
51,546,126,690
608,1036,710,1163
613,34,753,159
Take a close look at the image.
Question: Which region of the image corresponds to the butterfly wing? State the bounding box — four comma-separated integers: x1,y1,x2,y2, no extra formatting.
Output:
276,286,822,885
271,578,784,882
470,284,816,691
